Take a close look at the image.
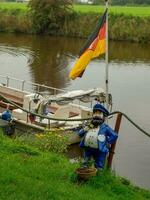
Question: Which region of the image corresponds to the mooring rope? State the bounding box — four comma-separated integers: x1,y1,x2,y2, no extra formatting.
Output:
0,93,150,138
109,111,150,138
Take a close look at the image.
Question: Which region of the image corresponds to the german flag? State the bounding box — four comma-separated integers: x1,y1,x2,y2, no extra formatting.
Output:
69,9,107,80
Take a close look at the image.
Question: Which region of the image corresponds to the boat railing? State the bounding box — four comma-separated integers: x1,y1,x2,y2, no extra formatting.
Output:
0,75,66,95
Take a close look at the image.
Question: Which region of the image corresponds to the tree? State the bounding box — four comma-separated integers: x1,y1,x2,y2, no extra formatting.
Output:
29,0,73,34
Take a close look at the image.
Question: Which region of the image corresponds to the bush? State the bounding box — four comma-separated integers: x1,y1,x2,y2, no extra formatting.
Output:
28,0,74,34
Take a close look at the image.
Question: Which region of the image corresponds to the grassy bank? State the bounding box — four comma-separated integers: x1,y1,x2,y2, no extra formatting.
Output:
0,3,150,17
62,13,150,42
0,133,150,200
0,3,150,42
74,5,150,17
0,3,29,33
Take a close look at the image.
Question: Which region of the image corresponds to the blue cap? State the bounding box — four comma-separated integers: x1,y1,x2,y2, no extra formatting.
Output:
93,103,109,117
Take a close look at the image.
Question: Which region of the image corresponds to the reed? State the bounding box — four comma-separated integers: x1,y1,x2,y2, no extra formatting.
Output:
62,13,150,42
0,10,31,33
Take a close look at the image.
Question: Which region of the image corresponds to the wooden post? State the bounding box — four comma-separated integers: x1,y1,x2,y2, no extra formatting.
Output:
48,119,51,130
107,113,122,169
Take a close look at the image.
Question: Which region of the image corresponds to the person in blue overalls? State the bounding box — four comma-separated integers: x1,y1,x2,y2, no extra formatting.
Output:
78,103,118,170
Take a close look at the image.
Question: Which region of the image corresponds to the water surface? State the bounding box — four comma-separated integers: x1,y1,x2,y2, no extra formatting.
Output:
0,33,150,189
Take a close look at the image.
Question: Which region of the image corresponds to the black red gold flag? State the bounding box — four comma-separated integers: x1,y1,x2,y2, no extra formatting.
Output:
69,10,107,80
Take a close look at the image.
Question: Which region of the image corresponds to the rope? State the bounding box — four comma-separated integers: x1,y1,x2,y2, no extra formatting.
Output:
0,93,150,138
110,111,150,138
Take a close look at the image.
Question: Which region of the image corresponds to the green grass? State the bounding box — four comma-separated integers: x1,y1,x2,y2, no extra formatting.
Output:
0,133,150,200
73,5,150,17
0,3,150,17
0,2,28,11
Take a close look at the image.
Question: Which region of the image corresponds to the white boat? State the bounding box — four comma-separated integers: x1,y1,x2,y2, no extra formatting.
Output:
0,75,112,143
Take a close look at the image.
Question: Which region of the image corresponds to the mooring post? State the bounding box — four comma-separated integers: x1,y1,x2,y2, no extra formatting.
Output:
48,119,51,130
107,113,122,169
27,113,29,123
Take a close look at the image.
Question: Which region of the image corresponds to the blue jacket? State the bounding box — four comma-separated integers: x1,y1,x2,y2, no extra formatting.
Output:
78,123,118,153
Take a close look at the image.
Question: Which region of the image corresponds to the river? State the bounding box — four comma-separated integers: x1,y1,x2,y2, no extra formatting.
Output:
0,33,150,190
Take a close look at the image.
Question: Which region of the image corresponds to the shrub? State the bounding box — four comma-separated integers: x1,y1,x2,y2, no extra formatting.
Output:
28,0,74,34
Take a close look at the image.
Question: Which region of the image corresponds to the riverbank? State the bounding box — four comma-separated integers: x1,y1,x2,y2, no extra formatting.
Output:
0,133,150,200
0,3,150,42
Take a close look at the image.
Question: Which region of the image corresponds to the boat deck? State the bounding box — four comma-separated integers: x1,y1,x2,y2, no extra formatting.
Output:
0,92,23,106
0,92,79,118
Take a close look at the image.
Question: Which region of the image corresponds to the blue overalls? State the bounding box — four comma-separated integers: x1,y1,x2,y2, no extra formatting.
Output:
78,123,118,169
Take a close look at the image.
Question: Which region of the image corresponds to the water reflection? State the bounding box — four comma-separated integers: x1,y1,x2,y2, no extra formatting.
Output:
109,41,150,63
0,33,150,89
0,34,87,89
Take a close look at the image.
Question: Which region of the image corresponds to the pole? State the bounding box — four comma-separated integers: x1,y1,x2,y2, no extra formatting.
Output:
105,0,109,109
107,113,122,169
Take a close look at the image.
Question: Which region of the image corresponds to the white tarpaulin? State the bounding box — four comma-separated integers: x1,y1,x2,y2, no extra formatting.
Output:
47,88,107,105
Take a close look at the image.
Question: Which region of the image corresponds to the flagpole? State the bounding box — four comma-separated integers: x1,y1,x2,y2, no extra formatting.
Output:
105,0,109,109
